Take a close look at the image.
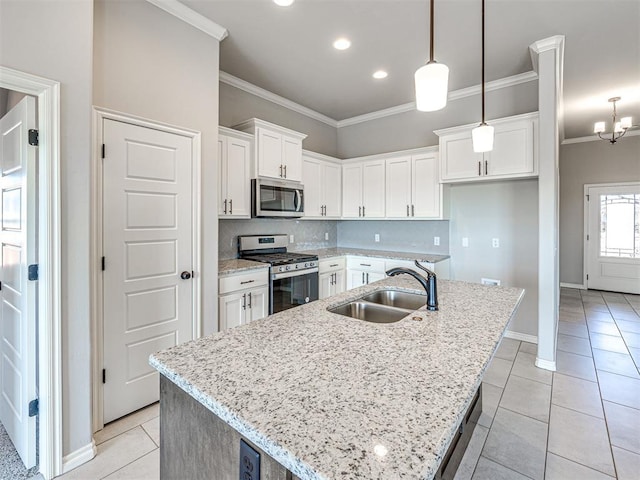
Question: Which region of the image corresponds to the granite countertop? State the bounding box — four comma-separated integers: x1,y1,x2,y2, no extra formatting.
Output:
299,247,450,264
151,276,523,480
218,258,269,276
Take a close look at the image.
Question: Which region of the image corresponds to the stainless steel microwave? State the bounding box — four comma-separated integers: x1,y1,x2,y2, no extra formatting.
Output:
252,178,304,218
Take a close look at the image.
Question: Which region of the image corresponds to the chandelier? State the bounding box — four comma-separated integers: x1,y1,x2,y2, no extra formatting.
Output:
594,97,633,144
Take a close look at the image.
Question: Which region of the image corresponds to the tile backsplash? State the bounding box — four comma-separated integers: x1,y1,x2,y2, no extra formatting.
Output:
218,219,338,259
337,220,450,254
219,218,450,259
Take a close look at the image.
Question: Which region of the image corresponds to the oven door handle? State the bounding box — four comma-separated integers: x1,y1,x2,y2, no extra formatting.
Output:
272,267,319,280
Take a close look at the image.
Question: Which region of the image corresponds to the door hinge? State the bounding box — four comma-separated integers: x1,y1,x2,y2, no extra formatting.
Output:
587,234,589,241
28,129,39,146
586,274,589,280
28,398,39,417
586,194,590,201
0,281,2,291
101,256,105,271
101,144,105,159
102,369,106,384
28,264,38,281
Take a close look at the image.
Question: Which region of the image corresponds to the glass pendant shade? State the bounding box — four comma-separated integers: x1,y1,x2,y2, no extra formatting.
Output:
614,121,623,133
415,61,449,112
621,117,632,129
594,121,606,134
472,123,495,153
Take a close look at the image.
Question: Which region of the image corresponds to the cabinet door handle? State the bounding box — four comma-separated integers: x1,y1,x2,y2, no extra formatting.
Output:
362,205,365,217
223,199,227,214
242,293,246,310
412,204,415,217
247,292,252,309
229,198,233,215
478,161,481,176
366,273,369,284
284,165,287,178
280,164,283,177
358,206,362,217
407,205,410,217
484,160,488,175
362,272,365,284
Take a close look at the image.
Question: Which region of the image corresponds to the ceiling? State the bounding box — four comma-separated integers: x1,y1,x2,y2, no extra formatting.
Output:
183,0,640,140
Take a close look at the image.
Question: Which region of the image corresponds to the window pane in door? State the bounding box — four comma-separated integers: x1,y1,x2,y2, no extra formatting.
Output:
599,194,639,258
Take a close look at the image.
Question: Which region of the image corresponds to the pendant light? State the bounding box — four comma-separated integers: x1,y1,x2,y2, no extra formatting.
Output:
415,0,449,112
472,0,494,152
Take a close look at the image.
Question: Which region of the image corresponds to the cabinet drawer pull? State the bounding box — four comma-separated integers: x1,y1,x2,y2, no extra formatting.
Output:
240,279,255,285
360,263,371,267
484,160,488,175
478,161,481,176
329,263,339,267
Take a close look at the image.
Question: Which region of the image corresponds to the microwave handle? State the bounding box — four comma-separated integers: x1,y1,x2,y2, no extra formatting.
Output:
294,189,302,212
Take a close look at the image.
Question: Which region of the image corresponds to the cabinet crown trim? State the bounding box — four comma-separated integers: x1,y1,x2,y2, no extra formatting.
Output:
232,118,307,140
433,112,539,137
342,145,439,164
219,126,254,141
302,150,341,164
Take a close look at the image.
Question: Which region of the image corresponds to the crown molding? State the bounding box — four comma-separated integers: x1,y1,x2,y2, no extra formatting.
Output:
562,128,640,145
220,71,338,127
337,71,538,128
529,35,565,73
145,0,228,41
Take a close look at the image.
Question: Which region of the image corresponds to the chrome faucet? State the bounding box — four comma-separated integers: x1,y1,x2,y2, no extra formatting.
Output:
386,260,438,311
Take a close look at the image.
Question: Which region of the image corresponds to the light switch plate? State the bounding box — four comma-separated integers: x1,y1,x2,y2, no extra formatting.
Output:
325,232,329,241
374,234,380,242
462,237,469,247
289,234,294,243
492,238,500,248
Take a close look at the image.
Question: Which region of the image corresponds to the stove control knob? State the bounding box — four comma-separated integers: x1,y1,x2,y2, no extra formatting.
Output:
279,266,285,272
304,263,308,268
286,265,290,271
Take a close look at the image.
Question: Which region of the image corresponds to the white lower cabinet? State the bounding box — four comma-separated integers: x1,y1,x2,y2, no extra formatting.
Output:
218,269,269,331
319,258,346,299
346,256,387,289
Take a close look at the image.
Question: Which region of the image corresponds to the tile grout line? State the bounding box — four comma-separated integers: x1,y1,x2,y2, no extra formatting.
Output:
98,448,158,480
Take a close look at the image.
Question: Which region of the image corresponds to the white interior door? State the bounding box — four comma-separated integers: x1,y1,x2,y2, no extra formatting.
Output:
0,96,37,468
587,184,640,294
102,119,194,424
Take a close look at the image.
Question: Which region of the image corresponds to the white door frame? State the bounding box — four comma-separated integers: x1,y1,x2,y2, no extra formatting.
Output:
583,181,640,290
91,107,201,432
0,67,62,478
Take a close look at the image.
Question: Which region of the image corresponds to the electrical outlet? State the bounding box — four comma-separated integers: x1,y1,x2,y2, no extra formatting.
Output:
325,232,329,241
374,233,380,242
240,440,260,480
462,237,469,247
492,238,500,248
481,278,501,286
434,236,440,246
289,234,294,244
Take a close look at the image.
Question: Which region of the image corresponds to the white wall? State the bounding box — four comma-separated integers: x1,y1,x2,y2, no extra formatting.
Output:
93,0,221,335
559,136,640,285
448,180,539,338
0,0,94,457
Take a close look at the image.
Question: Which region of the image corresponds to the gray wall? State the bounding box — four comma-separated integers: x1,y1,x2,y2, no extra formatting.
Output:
0,88,27,117
337,220,450,255
220,82,338,157
449,179,539,337
559,136,640,284
0,0,94,457
219,219,337,259
337,81,539,158
94,0,221,336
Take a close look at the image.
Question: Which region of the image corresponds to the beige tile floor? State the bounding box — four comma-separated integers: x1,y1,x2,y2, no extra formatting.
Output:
57,288,640,480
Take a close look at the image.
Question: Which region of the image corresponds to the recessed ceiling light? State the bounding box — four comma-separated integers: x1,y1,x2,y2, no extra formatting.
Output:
373,70,388,79
273,0,294,6
333,38,351,50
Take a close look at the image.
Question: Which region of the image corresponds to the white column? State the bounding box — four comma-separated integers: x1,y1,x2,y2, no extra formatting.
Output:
529,36,565,371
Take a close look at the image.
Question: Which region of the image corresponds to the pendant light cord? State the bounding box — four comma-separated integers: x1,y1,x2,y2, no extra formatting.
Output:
429,0,435,62
481,0,486,124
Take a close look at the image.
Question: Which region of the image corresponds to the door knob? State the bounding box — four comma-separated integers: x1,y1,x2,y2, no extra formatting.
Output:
180,271,192,280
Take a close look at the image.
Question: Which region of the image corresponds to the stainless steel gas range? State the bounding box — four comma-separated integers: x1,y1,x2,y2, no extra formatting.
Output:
238,234,319,314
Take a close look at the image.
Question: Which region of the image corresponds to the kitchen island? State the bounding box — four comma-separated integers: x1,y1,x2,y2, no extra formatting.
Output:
150,276,524,480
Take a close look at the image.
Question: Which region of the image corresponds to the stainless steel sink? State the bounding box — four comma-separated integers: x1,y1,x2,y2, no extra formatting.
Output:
360,290,427,310
328,301,410,324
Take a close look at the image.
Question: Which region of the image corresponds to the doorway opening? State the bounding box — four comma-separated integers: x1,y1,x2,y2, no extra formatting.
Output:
0,66,62,480
585,182,640,294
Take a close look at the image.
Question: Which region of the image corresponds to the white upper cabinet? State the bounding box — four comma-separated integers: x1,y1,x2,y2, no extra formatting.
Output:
436,112,538,183
342,160,385,218
218,127,252,218
385,151,441,219
234,118,307,182
302,151,342,219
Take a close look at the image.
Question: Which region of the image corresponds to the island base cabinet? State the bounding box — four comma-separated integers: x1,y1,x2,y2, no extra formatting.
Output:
160,375,291,480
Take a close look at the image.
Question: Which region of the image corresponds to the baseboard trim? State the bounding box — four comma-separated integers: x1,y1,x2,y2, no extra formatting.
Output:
561,282,586,290
535,357,557,372
504,330,538,344
62,441,96,474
